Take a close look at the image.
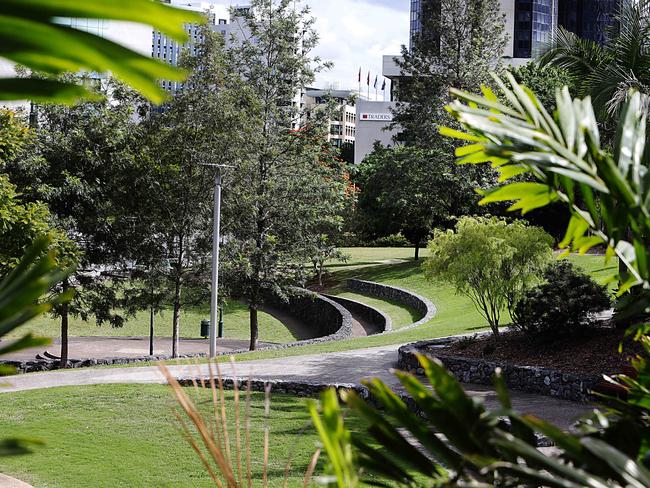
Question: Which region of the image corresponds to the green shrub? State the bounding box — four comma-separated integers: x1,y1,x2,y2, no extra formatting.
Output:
513,260,611,337
424,216,553,337
369,233,411,248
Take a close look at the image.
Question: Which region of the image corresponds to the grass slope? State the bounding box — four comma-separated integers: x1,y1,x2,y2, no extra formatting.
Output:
0,385,330,487
147,250,615,365
11,301,297,344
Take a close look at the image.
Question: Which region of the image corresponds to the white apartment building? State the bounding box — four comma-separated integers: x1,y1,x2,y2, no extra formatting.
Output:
303,89,357,149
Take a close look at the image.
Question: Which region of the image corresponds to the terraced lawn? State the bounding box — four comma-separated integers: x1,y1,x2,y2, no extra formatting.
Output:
154,251,617,365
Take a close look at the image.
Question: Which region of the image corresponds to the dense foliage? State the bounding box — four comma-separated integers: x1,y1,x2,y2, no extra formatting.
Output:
311,75,650,488
540,0,650,129
508,62,576,115
424,216,553,336
355,145,488,260
513,260,612,338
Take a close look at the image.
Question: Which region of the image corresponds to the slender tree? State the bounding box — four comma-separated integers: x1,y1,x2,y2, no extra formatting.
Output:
393,0,507,145
133,26,247,357
221,0,346,350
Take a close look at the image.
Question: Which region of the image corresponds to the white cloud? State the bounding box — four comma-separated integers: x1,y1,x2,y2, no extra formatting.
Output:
203,0,410,98
310,0,410,96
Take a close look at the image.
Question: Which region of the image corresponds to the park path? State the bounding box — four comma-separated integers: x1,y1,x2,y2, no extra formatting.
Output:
0,344,589,430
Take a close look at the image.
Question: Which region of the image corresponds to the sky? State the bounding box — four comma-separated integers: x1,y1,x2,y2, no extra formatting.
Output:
209,0,411,98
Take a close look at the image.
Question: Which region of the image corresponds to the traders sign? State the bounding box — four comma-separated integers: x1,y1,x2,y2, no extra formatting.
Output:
360,113,393,122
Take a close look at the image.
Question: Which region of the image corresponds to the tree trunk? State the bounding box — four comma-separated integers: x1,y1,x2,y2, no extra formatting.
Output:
171,278,182,358
60,278,69,369
249,306,258,351
149,306,155,356
414,244,420,261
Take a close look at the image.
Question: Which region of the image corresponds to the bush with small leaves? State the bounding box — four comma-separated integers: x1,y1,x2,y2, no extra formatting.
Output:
513,260,611,337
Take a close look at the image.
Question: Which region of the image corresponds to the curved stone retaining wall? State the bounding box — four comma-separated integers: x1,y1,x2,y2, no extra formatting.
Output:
347,279,436,331
398,340,600,403
263,289,353,342
3,289,353,374
324,294,391,333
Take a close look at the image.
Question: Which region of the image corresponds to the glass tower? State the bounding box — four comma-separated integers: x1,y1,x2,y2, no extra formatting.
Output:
513,0,557,58
558,0,618,43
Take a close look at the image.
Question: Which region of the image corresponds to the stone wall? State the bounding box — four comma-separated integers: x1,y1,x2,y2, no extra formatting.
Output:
398,340,600,403
263,288,353,341
4,289,353,375
324,294,391,333
347,279,436,331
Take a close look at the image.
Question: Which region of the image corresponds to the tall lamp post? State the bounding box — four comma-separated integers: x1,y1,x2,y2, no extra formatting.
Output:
201,163,232,358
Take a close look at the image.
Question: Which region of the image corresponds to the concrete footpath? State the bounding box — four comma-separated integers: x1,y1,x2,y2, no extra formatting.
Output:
0,344,589,430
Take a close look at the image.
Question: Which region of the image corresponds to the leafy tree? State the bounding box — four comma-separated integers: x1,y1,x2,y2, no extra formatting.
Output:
5,81,142,366
393,0,507,145
540,0,650,128
355,145,490,260
220,0,346,350
424,216,553,336
0,176,75,275
508,62,576,113
131,27,247,358
0,110,31,165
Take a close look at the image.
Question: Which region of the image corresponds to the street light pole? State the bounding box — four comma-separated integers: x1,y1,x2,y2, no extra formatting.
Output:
200,163,233,359
209,170,222,358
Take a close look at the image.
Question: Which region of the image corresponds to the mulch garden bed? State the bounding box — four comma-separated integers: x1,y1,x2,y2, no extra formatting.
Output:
440,327,642,376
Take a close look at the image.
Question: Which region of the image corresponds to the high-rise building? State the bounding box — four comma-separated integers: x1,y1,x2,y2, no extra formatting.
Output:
409,0,620,62
509,0,558,59
151,1,232,92
558,0,619,43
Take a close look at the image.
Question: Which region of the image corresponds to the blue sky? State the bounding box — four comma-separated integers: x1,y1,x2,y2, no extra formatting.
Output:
211,0,411,97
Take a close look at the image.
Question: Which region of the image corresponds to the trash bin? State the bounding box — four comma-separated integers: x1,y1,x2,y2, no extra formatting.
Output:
200,319,210,338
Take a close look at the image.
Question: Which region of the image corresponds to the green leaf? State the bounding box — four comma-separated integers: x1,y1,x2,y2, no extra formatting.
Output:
0,78,100,104
1,0,204,42
0,0,203,104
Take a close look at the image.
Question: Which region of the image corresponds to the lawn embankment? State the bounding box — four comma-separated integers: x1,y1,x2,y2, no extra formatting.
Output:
0,385,328,487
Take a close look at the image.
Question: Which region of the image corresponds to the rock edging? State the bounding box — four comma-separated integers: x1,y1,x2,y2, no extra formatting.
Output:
347,279,436,331
398,339,600,403
175,375,551,447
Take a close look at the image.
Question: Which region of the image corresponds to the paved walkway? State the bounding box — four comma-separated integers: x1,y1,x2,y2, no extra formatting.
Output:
0,344,589,430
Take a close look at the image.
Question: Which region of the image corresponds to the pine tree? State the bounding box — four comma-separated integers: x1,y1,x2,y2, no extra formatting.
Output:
393,0,507,145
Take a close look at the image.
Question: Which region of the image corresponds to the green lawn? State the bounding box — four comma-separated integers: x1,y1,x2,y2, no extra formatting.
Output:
144,250,615,365
327,246,425,270
0,385,329,487
14,248,617,366
11,300,297,344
